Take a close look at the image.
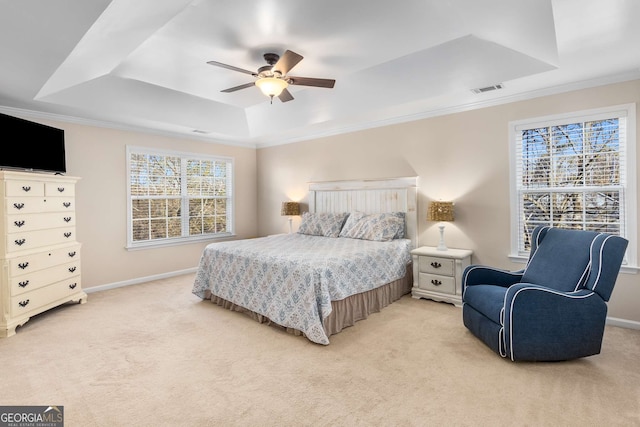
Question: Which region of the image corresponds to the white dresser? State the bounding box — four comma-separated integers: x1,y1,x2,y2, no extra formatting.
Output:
0,171,86,337
411,246,472,307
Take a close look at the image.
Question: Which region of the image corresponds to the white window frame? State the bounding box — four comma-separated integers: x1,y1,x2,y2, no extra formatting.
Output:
509,104,637,271
126,145,235,250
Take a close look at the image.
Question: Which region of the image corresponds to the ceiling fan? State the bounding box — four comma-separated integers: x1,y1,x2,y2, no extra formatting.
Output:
207,50,336,104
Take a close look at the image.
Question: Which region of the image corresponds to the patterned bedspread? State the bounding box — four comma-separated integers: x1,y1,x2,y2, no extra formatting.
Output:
192,233,412,344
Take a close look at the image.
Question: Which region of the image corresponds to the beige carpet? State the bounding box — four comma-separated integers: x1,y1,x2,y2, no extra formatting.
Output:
1,273,639,427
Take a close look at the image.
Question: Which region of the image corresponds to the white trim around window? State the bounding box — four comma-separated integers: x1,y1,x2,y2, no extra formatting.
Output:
125,145,235,250
508,103,637,273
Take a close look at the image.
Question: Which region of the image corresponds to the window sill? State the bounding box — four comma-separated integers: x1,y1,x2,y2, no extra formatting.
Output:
126,233,236,251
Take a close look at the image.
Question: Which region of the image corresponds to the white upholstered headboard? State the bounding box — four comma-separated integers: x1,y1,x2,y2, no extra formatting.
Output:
308,177,418,249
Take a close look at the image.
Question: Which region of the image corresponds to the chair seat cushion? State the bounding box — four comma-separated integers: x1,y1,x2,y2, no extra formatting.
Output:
463,285,508,325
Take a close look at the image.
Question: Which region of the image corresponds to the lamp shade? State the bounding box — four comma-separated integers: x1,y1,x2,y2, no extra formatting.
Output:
427,201,454,222
281,201,300,216
255,77,288,97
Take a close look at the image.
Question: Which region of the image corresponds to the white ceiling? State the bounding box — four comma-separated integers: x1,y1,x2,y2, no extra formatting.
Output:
1,0,639,148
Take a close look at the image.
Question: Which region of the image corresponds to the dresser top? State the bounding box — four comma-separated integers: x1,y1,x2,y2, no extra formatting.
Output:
0,170,80,182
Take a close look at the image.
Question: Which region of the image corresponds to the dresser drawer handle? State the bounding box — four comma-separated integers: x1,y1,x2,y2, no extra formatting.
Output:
57,187,65,193
64,232,72,238
18,280,29,288
431,279,442,286
18,299,30,308
68,251,77,258
63,202,71,208
14,220,25,227
430,262,442,268
69,283,77,290
14,238,26,246
68,266,77,273
22,186,31,192
64,216,72,222
13,202,25,210
18,262,29,270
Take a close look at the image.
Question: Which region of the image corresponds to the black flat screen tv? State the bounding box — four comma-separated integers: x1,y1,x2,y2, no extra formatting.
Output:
0,112,66,174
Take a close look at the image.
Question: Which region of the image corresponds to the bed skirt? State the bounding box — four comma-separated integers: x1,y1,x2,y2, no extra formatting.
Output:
203,263,413,342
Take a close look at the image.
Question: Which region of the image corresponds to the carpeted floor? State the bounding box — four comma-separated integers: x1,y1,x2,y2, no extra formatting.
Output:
1,273,639,426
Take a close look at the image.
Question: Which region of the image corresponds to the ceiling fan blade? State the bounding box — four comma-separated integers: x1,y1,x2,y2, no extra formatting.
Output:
207,60,257,76
221,82,256,93
273,50,303,75
278,88,294,103
287,76,335,88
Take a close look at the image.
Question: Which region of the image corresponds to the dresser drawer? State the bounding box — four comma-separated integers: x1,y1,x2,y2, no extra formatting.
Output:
418,256,454,276
6,212,76,233
418,273,455,294
10,260,80,295
45,182,75,197
8,244,81,276
5,180,45,197
5,197,75,214
11,277,82,317
6,226,76,253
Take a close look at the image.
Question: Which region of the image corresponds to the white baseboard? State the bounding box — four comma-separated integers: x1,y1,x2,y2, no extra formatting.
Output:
606,316,640,330
84,271,640,331
84,267,198,294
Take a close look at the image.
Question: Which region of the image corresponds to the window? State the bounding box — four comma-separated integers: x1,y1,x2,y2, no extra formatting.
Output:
509,104,636,265
126,146,234,248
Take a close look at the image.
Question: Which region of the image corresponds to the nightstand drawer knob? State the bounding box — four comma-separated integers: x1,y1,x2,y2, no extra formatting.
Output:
430,261,442,268
431,279,442,286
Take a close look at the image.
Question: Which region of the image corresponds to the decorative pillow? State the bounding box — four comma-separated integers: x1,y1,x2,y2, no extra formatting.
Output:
297,212,349,237
339,211,405,241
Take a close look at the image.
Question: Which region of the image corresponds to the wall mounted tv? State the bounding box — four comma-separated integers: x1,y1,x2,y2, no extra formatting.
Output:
0,112,66,174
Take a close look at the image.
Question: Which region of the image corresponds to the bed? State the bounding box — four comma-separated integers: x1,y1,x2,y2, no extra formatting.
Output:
192,177,418,344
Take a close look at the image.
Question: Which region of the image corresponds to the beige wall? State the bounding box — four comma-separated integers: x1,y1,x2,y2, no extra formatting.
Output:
39,122,257,289
256,79,640,323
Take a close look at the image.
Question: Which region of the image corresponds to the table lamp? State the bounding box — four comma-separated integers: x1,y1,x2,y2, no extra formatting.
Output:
427,201,454,251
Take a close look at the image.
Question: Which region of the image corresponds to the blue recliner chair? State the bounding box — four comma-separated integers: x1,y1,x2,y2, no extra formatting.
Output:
462,225,628,362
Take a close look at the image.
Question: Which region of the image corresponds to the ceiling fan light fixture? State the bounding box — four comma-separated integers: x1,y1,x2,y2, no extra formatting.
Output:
255,77,288,101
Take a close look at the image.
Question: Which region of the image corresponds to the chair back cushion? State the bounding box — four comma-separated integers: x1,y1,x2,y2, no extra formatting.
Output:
522,227,600,292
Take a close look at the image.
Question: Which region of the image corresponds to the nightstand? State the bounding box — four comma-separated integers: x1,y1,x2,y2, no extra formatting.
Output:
411,246,472,307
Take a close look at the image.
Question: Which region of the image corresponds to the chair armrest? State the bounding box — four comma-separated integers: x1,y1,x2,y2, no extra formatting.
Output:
462,265,524,288
502,284,608,361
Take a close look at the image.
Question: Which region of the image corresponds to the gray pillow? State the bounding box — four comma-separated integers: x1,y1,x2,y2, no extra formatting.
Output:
339,211,405,241
297,212,349,237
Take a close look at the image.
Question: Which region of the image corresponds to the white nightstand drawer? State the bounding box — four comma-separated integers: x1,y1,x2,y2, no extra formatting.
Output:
419,256,454,276
418,272,455,294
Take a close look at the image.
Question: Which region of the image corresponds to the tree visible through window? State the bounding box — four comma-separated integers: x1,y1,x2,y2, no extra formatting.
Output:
127,147,234,248
511,105,634,257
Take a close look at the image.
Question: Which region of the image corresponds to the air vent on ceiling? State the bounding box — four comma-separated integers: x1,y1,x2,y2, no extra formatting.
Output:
471,83,504,94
